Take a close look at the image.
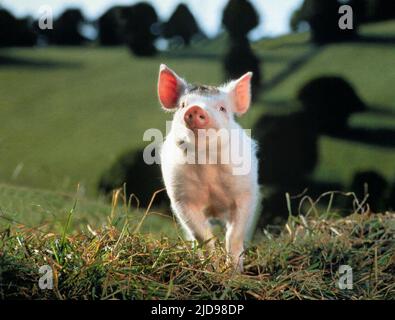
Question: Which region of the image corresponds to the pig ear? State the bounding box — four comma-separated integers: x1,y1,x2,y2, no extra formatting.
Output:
158,64,186,110
226,72,253,115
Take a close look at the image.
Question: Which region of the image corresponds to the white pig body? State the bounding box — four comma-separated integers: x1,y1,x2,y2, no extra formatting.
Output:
158,65,259,271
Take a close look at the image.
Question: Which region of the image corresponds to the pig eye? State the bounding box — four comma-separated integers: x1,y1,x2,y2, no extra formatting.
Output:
180,102,186,108
219,106,226,113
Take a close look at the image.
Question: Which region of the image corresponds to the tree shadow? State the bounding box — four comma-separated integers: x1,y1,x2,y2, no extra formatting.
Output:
261,33,395,92
264,47,323,91
258,53,295,63
329,126,395,148
98,147,170,210
160,51,220,61
354,35,395,45
368,105,395,117
295,76,395,149
260,98,297,110
264,40,310,50
254,74,395,227
0,55,83,69
258,179,345,227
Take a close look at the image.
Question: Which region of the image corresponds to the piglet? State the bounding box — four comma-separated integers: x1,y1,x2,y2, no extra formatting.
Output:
157,64,259,272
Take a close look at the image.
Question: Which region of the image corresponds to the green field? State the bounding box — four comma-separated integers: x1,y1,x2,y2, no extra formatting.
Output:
0,183,176,235
0,20,395,231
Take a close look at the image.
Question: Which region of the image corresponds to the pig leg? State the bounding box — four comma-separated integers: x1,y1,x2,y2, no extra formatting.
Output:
226,197,255,272
172,203,216,253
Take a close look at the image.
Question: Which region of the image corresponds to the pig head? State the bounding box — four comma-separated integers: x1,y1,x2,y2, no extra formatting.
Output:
157,64,259,272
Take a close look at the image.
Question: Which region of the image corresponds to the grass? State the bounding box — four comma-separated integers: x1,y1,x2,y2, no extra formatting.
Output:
0,47,222,196
0,183,175,236
1,201,393,299
0,20,395,199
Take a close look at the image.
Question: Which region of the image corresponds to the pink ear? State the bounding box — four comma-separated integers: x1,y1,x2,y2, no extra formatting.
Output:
233,72,252,115
158,64,185,109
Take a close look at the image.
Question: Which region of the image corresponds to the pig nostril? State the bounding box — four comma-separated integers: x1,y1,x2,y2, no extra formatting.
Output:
184,106,208,127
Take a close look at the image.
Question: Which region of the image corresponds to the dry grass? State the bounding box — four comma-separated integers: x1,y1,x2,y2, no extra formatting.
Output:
0,188,393,300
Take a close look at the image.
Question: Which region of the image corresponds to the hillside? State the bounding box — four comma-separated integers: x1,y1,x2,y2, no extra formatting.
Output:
1,210,393,299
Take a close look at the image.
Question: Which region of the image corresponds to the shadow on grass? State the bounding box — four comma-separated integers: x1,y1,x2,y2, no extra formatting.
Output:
367,105,395,117
264,47,323,91
0,55,83,69
258,53,297,63
265,40,310,50
160,51,220,61
329,126,395,148
355,35,395,45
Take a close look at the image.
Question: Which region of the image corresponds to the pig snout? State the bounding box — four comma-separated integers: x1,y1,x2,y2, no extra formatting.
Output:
184,106,209,130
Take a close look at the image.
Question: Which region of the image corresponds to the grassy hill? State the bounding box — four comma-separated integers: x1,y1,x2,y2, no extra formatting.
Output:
1,210,393,299
0,20,394,229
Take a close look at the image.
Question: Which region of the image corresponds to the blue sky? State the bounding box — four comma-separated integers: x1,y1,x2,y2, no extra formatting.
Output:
1,0,304,38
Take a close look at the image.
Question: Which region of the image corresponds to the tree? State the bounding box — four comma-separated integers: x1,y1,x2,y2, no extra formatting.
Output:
290,8,304,32
123,3,159,56
56,9,87,45
296,0,359,44
39,8,88,45
368,0,395,21
296,0,395,29
222,0,262,100
349,0,369,24
162,4,202,46
223,38,261,98
97,6,125,46
0,8,36,47
222,0,259,40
